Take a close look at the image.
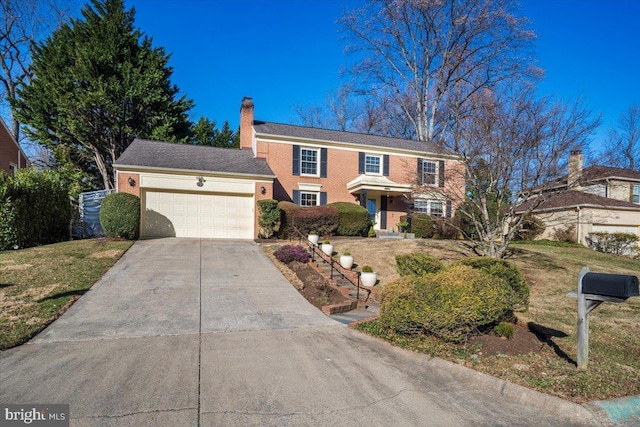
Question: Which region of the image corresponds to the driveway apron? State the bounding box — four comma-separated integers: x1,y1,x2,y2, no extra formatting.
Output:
1,239,599,426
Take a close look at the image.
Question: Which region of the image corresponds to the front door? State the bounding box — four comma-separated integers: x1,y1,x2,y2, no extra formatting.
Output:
367,198,377,228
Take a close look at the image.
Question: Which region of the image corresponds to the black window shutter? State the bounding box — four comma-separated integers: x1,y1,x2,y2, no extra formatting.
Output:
292,189,300,205
320,192,327,206
438,160,445,187
446,200,452,218
320,148,327,178
383,155,390,176
359,191,367,207
417,158,423,185
292,145,300,176
380,196,388,229
358,152,365,174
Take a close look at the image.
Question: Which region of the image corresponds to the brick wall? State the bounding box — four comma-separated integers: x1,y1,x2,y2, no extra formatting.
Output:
117,173,141,197
0,125,28,175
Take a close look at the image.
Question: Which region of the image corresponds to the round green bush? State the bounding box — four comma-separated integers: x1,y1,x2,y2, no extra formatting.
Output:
100,193,140,239
411,214,434,238
328,202,370,236
380,265,512,342
451,257,530,312
395,253,444,276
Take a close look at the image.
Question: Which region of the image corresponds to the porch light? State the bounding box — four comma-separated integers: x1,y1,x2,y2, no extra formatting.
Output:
260,186,266,195
127,177,135,186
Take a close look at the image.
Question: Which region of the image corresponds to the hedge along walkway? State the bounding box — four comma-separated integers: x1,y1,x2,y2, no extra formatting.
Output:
0,239,133,350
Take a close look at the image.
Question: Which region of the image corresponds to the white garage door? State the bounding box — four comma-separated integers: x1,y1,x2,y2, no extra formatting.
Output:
142,191,254,239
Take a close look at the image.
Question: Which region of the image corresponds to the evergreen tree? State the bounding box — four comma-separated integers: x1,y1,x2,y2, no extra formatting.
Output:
13,0,193,190
189,117,240,148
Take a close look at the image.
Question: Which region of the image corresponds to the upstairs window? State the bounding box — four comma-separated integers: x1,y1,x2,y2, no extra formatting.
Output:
301,148,318,176
633,185,640,204
422,161,437,186
365,154,381,174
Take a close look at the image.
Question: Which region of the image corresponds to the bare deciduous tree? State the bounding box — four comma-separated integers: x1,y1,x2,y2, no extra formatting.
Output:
340,0,539,144
433,85,600,257
0,0,70,140
601,104,640,170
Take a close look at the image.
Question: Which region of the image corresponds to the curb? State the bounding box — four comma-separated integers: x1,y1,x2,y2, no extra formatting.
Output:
583,395,640,426
424,357,601,426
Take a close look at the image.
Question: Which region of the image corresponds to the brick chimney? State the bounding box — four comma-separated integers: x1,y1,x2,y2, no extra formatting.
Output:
240,97,254,151
568,150,583,187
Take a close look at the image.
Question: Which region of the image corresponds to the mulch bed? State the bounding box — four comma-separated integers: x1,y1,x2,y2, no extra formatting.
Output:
287,261,348,309
469,324,545,356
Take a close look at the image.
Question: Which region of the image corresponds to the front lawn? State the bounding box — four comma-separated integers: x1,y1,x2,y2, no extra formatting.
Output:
0,239,133,350
330,238,640,403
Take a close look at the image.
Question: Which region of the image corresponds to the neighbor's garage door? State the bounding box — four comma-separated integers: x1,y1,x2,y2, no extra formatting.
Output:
591,224,639,236
141,191,254,239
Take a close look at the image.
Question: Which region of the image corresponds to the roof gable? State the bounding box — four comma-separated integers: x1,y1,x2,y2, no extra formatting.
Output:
114,139,275,177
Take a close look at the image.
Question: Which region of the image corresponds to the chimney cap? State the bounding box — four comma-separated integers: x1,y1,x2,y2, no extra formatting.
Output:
241,97,254,107
570,149,582,156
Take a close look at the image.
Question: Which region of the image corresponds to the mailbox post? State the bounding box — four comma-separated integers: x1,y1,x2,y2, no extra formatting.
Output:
568,267,639,370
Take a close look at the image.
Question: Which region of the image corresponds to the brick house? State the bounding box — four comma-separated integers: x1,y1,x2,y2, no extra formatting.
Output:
114,98,465,239
520,150,640,244
0,118,29,176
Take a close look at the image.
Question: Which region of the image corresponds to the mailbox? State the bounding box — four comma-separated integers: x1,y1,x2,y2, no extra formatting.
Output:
582,273,639,299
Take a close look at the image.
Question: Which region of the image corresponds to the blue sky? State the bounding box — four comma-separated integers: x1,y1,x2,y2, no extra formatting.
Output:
15,0,640,156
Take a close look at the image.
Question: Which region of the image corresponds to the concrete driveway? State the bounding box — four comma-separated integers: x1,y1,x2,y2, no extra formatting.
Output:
1,239,599,426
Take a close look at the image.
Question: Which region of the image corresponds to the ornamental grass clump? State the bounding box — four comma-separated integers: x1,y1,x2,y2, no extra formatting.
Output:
273,244,311,264
380,265,512,342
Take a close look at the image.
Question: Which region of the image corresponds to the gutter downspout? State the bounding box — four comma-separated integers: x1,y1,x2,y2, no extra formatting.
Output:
576,206,582,245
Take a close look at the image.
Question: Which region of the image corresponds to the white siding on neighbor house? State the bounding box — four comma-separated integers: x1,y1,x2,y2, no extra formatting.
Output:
141,190,254,239
591,224,639,235
581,184,606,198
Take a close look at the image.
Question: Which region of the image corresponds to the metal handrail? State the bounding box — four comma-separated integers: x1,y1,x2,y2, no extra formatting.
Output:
290,226,370,302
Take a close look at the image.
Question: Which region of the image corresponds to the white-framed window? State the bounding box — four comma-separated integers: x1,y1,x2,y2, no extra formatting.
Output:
414,199,444,217
300,191,319,206
422,161,437,186
633,185,640,204
364,154,382,175
300,148,319,176
9,163,17,177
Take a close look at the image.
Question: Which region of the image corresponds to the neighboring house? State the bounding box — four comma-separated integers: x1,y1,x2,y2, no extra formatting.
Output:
114,97,465,239
520,150,640,244
0,118,29,176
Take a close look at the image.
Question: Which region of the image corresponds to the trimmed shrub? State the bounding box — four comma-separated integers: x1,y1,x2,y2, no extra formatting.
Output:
273,244,311,263
277,201,339,239
432,217,459,239
451,257,529,312
380,265,512,342
100,193,140,239
514,215,546,241
328,202,370,236
257,199,281,239
0,169,70,250
494,322,515,339
411,214,434,238
553,224,577,243
395,253,444,276
586,232,639,256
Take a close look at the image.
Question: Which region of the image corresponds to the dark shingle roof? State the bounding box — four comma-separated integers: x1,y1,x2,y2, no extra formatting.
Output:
253,121,452,156
114,139,275,177
517,190,640,213
579,165,640,182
